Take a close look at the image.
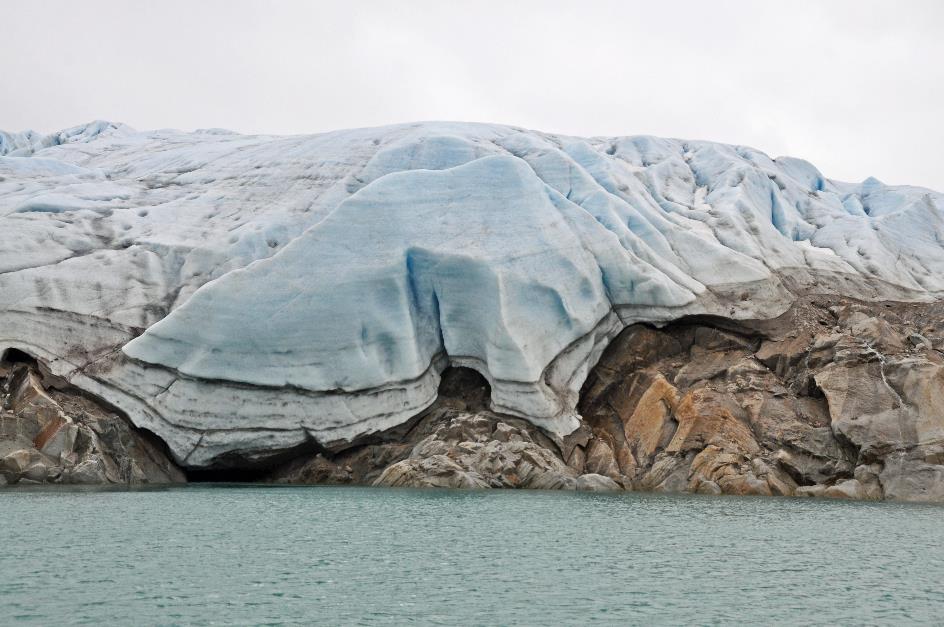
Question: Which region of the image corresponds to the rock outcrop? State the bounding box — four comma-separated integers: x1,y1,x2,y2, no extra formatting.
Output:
0,355,184,486
268,369,592,490
576,296,944,502
267,297,944,502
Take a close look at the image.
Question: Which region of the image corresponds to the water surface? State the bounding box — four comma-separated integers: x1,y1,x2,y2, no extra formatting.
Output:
1,485,942,625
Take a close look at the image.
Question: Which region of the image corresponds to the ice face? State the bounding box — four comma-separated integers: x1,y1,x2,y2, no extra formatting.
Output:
2,120,942,466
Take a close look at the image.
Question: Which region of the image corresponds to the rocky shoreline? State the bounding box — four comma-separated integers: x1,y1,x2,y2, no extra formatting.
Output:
0,353,183,487
7,295,940,502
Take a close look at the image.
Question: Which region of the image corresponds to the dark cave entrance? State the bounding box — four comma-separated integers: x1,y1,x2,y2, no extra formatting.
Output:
437,365,492,411
1,347,37,366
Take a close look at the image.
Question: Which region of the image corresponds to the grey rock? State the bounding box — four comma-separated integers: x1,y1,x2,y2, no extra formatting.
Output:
372,411,578,490
21,462,50,483
694,479,722,495
909,332,933,350
39,423,78,459
66,457,108,484
575,473,622,492
880,453,944,502
795,485,827,498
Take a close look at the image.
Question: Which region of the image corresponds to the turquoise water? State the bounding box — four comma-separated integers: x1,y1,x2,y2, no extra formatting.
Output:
1,485,942,625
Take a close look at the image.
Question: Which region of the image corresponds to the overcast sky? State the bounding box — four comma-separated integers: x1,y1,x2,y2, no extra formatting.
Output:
3,0,942,190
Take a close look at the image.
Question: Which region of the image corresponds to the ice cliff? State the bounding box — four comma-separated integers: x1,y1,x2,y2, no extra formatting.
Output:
1,120,942,467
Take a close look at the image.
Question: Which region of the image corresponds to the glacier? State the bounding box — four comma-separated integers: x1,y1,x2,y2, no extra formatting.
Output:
1,120,942,467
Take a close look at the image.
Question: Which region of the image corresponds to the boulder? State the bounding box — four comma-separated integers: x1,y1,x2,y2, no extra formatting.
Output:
21,462,50,483
816,356,944,458
575,473,622,492
694,479,722,495
1,448,37,476
583,438,621,481
879,453,944,502
637,455,691,493
374,456,489,489
814,362,906,455
66,457,109,484
883,358,944,448
718,473,772,496
823,479,867,499
774,448,851,486
795,484,827,498
37,422,78,459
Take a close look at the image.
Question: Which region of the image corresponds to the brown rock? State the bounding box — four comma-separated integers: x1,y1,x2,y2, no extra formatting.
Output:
763,467,798,497
689,444,744,484
371,412,579,490
674,349,746,387
718,473,772,496
566,444,587,473
622,373,679,464
615,445,637,479
666,389,759,455
691,327,755,353
37,422,78,459
823,479,868,500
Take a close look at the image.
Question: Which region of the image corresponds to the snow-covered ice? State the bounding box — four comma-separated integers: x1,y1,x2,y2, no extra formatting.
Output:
1,120,942,466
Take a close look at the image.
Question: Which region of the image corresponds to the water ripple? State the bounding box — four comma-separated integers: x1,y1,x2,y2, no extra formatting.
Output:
0,485,942,625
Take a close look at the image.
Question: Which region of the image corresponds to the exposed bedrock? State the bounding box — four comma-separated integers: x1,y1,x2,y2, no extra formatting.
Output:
265,297,944,502
0,350,184,486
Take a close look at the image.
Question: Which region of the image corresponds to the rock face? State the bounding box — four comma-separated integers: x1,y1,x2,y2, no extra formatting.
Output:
2,121,944,470
267,298,944,502
0,355,184,486
575,296,944,502
268,369,582,490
